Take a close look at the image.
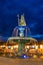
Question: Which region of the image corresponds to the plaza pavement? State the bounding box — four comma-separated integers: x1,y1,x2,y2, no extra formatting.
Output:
0,57,43,65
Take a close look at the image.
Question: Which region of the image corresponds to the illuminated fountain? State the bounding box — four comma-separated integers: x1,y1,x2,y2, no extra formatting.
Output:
12,14,30,37
6,14,38,56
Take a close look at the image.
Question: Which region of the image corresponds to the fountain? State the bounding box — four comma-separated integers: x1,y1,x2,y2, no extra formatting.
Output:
6,14,38,56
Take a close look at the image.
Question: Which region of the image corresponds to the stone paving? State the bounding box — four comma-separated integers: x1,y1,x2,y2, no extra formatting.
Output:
0,57,43,65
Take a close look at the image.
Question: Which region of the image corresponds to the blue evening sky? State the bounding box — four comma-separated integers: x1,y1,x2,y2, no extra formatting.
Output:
0,0,43,40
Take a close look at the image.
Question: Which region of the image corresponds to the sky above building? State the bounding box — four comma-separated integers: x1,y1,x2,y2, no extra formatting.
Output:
0,0,43,40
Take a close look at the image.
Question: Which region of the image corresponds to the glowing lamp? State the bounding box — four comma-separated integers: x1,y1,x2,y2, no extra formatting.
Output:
35,46,38,49
40,45,43,49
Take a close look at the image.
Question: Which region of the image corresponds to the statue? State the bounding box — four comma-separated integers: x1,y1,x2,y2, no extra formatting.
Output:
17,14,26,26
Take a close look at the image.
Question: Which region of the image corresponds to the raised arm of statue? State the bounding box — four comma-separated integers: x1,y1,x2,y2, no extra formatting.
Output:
17,14,20,26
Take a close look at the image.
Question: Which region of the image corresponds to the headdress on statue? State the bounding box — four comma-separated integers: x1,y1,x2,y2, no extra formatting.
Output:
17,14,26,26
